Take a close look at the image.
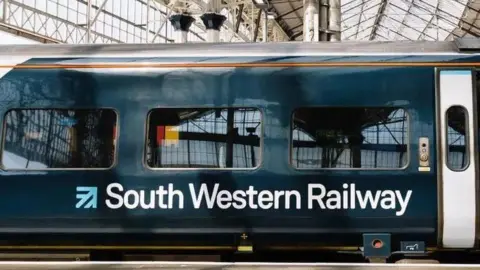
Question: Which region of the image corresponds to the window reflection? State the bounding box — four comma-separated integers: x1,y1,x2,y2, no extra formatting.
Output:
2,109,117,169
291,107,408,169
146,108,261,169
446,106,468,171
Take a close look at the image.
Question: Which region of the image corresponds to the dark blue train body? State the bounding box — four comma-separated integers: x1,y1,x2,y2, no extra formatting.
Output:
0,40,479,260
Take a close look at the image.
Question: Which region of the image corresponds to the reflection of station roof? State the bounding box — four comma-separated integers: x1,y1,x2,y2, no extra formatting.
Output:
2,38,480,58
269,0,479,41
1,39,479,79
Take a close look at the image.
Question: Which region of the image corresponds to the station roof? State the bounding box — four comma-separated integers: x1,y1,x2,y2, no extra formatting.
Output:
269,0,480,41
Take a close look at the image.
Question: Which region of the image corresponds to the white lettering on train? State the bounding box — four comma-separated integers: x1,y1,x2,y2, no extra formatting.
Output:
189,183,301,210
103,183,412,216
105,183,184,209
307,183,412,216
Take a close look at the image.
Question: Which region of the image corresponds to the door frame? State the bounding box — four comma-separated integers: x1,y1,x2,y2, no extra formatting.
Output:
435,67,479,249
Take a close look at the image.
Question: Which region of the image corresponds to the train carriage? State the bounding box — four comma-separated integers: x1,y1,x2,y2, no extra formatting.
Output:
0,38,479,262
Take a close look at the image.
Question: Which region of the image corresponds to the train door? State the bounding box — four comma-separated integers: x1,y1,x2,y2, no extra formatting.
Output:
437,69,478,249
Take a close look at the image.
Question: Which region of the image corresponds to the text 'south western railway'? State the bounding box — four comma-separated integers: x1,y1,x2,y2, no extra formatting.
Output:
76,183,412,216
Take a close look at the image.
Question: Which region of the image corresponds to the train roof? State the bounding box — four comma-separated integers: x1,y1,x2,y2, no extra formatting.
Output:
0,39,479,58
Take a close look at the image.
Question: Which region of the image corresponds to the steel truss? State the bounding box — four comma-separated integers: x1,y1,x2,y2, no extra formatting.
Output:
341,0,478,41
0,0,289,45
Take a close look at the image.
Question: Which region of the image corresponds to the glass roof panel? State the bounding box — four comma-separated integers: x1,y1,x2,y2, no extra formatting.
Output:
341,0,472,41
341,0,382,40
376,25,395,39
424,24,450,39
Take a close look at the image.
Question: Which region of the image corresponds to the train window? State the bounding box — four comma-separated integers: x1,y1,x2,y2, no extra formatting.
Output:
1,109,117,170
446,106,469,171
291,107,408,169
145,108,262,169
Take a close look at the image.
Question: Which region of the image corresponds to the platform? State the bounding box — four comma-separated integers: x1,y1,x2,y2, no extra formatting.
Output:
0,262,480,270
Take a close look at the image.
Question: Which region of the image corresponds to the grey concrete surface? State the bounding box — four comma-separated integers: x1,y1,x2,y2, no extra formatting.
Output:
0,262,478,270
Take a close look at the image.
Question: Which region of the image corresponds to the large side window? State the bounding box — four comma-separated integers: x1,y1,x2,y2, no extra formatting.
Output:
145,108,261,169
446,106,468,171
291,107,408,169
2,109,117,169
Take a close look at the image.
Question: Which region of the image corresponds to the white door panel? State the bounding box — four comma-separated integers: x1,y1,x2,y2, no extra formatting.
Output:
438,70,476,248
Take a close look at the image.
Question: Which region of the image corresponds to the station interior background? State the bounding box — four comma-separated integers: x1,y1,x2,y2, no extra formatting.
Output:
0,0,478,45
